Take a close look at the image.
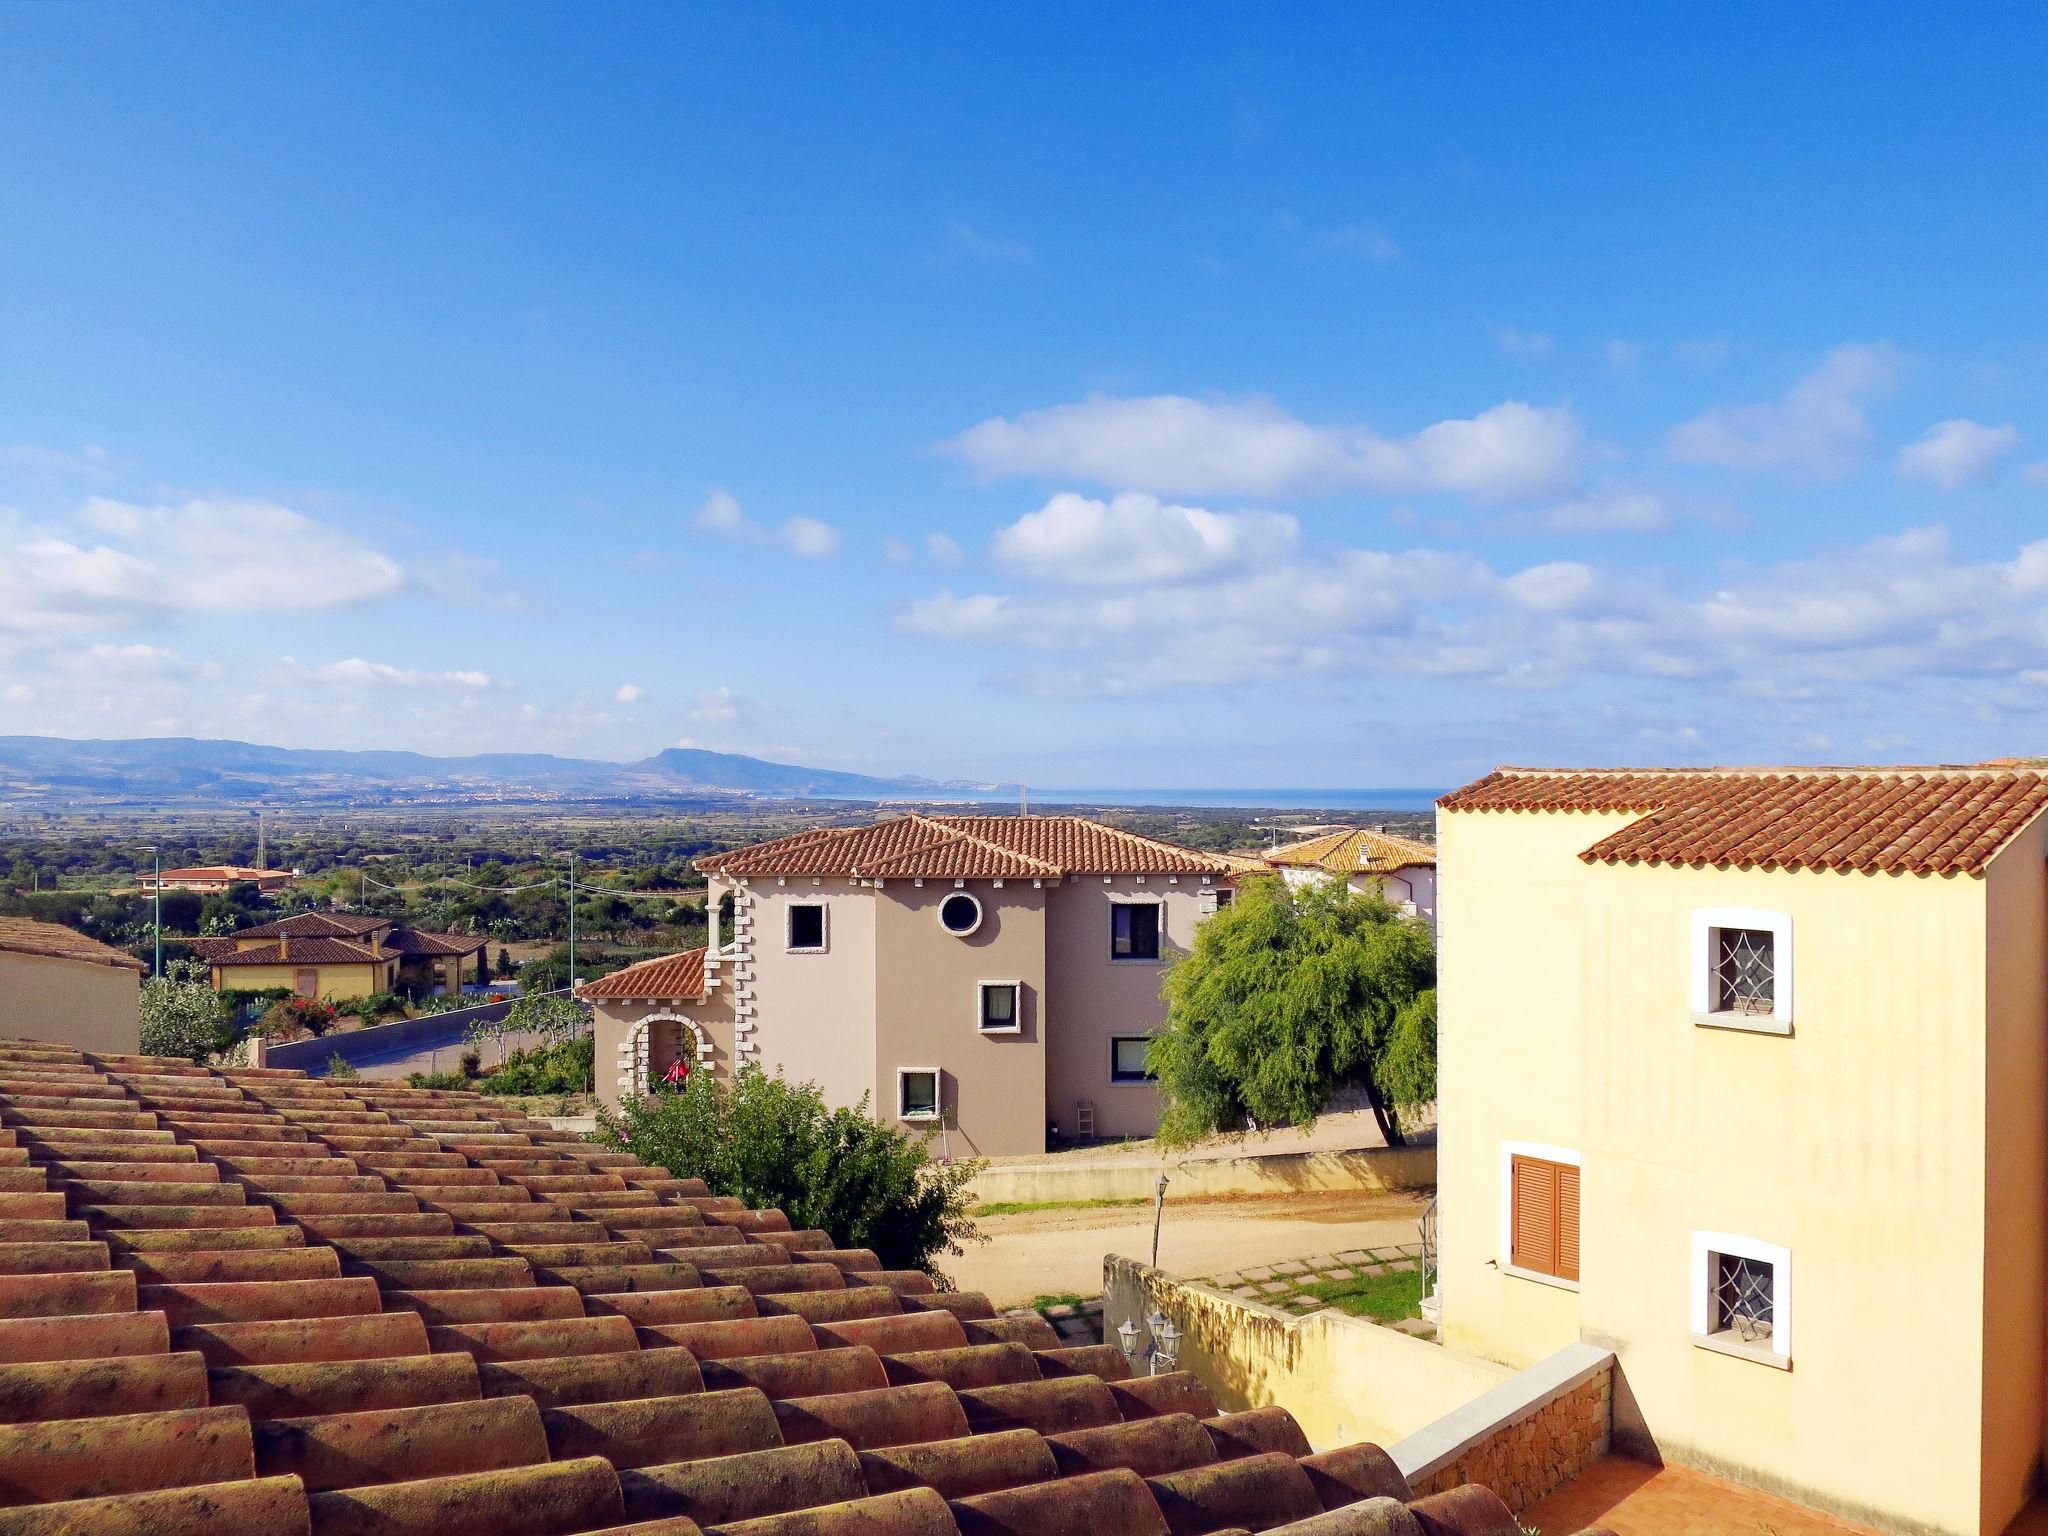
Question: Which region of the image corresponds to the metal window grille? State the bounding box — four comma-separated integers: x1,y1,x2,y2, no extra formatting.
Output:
1713,927,1775,1015
1713,1252,1775,1343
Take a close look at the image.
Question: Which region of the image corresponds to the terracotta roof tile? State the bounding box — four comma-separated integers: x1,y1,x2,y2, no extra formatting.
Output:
577,949,708,1003
1438,765,2048,874
700,815,1233,880
205,939,392,967
236,914,389,941
0,918,147,974
1266,828,1437,875
0,1029,1529,1535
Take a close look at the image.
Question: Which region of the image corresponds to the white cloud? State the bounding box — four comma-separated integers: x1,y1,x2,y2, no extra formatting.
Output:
691,686,739,724
1668,342,1902,476
0,497,404,635
303,658,502,691
1497,327,1555,357
779,516,840,558
0,684,29,705
925,532,964,565
947,394,1583,503
614,683,644,704
991,492,1298,585
946,222,1033,264
1895,419,2022,489
695,488,744,530
1536,486,1671,533
0,443,111,482
884,537,913,565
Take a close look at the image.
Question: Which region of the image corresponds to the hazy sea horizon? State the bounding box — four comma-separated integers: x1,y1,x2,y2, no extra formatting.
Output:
992,787,1447,813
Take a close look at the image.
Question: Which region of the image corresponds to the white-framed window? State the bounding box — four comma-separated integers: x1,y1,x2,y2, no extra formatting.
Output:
897,1067,941,1122
1109,1035,1157,1084
1110,900,1162,961
1498,1141,1580,1289
1691,1230,1791,1368
786,902,828,953
1690,907,1792,1034
977,981,1021,1035
939,892,984,936
1213,887,1235,909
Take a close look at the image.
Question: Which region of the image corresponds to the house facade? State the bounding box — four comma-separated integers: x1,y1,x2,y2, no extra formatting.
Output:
193,911,484,1001
587,813,1240,1156
0,917,143,1054
1435,764,2048,1536
1266,825,1438,929
142,865,292,895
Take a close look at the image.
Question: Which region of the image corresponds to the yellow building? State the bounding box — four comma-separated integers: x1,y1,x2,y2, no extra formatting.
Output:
194,912,483,1002
1434,764,2048,1536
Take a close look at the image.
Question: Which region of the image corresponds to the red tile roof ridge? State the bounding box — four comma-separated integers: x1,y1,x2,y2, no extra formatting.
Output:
576,948,709,1003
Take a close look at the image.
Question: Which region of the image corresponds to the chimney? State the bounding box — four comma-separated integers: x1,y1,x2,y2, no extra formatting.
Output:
279,935,289,961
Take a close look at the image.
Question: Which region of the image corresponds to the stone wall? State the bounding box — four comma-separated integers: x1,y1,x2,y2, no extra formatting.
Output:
1404,1368,1611,1510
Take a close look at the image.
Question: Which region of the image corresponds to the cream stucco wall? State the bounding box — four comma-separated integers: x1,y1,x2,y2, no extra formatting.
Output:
872,881,1047,1158
0,952,140,1055
743,878,878,1116
1043,874,1215,1142
1438,804,2026,1536
211,961,393,1001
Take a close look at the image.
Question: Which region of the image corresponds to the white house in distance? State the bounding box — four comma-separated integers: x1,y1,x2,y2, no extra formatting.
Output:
1265,825,1438,930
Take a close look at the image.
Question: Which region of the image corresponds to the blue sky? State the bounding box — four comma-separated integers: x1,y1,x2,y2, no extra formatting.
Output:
2,5,2046,789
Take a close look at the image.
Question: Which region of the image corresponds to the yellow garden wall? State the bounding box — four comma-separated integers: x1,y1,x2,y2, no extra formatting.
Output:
970,1143,1434,1206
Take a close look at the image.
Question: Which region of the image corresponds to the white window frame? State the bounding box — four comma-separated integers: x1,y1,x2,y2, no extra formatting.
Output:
1108,896,1165,963
976,980,1022,1035
1497,1140,1582,1292
1108,1034,1157,1085
1690,906,1792,1035
1691,1229,1792,1369
785,901,829,954
938,891,984,937
896,1067,941,1122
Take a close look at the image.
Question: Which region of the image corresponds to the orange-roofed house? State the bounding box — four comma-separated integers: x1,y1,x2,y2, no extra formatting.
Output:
0,917,144,1054
140,864,292,895
192,911,484,1002
583,813,1241,1156
1434,762,2048,1536
1266,825,1438,931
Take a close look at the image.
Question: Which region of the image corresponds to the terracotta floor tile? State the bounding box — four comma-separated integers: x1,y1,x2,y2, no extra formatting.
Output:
1520,1457,1889,1536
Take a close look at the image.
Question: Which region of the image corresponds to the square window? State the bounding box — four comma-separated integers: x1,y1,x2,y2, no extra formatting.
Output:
978,981,1021,1034
1213,888,1235,909
898,1068,940,1121
1713,928,1775,1016
1110,1036,1157,1084
1691,1231,1791,1365
1111,901,1161,961
787,903,826,952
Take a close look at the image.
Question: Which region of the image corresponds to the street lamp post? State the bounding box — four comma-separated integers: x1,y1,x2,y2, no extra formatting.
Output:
136,845,161,979
566,851,578,993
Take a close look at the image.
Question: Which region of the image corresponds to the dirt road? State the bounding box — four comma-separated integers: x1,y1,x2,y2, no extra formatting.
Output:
939,1189,1427,1306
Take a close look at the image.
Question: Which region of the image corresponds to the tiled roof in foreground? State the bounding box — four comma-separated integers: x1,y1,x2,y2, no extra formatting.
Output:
701,815,1236,881
578,948,708,1003
1267,828,1437,876
0,917,148,973
1439,765,2048,875
0,1037,1586,1536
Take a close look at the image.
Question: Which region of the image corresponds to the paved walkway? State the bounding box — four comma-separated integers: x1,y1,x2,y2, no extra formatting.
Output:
1522,1458,1883,1536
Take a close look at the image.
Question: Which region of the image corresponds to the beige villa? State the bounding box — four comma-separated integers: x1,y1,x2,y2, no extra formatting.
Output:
193,911,484,1001
583,812,1245,1156
1435,763,2048,1536
1267,825,1438,929
0,917,144,1054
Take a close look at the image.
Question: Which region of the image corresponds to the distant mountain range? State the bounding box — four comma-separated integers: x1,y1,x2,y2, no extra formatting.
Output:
0,735,1013,809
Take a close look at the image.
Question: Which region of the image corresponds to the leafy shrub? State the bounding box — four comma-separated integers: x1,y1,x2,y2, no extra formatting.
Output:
459,1048,482,1079
325,1053,359,1080
263,997,340,1040
506,992,588,1044
338,991,405,1022
598,1065,982,1276
406,1069,469,1090
139,960,232,1062
1152,876,1437,1147
479,1035,594,1096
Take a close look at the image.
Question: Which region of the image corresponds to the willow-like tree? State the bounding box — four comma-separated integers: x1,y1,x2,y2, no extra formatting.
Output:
1152,876,1436,1147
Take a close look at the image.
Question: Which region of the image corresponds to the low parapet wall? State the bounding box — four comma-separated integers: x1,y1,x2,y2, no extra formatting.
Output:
974,1141,1434,1206
1103,1254,1611,1512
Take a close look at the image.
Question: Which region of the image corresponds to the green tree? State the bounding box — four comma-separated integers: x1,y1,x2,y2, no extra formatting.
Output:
1151,877,1436,1148
505,992,589,1045
598,1065,982,1276
139,960,232,1062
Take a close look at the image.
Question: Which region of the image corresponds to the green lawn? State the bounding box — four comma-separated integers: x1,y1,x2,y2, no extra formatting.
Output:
1292,1266,1425,1323
971,1196,1149,1217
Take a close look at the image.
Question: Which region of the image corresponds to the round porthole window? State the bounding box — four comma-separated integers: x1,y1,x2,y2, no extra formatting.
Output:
939,892,983,936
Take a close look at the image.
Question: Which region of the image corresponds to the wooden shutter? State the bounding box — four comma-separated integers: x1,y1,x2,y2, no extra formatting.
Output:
1556,1164,1581,1282
1510,1156,1558,1275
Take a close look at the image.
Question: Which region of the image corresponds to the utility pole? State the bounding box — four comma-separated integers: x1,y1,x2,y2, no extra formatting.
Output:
137,845,161,979
566,851,578,993
256,809,266,870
